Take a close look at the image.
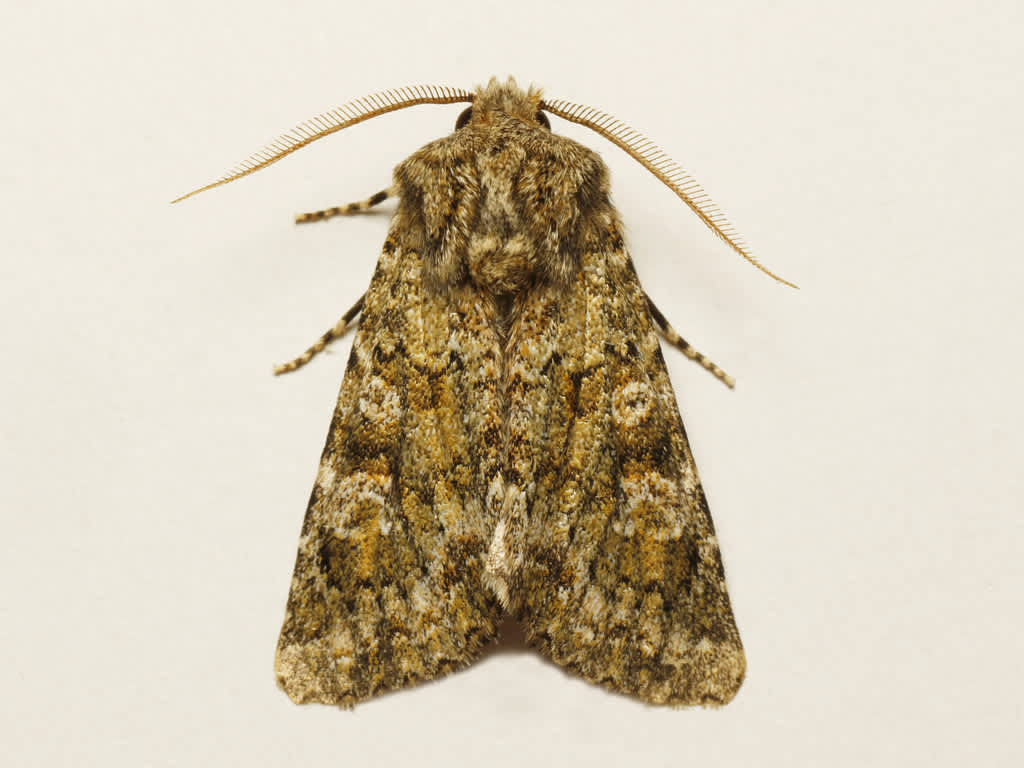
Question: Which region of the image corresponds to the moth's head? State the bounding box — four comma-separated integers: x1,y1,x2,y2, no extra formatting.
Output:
454,76,551,132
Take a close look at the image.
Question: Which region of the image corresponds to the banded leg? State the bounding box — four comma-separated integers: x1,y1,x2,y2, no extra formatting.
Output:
294,185,397,224
646,294,735,389
274,294,366,375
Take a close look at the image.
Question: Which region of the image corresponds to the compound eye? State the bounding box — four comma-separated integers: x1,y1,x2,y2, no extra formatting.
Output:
455,107,473,130
536,110,550,129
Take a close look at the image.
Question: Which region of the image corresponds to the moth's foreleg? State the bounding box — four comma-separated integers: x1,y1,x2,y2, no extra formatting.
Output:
274,294,366,375
294,185,398,224
646,294,735,389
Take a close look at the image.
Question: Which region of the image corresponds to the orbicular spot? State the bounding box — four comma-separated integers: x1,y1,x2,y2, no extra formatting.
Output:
358,377,402,426
612,379,654,428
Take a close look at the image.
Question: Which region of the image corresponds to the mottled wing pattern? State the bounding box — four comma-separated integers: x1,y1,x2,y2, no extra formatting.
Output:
505,228,746,706
274,232,504,706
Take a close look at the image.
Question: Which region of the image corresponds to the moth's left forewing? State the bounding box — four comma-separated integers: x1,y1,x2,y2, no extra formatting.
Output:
507,214,746,706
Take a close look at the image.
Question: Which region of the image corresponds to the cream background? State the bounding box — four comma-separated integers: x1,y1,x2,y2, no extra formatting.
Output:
2,1,1021,765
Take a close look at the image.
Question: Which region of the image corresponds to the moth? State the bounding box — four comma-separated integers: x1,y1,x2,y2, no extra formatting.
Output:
176,76,792,707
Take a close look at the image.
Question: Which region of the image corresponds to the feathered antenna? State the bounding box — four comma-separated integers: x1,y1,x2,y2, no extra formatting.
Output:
541,98,797,289
172,85,474,203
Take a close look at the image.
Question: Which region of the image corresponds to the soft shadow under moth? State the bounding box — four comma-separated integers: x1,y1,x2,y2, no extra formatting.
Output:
175,76,794,708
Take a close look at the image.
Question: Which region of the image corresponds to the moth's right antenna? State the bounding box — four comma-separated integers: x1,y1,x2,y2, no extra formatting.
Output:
172,85,475,204
542,98,797,289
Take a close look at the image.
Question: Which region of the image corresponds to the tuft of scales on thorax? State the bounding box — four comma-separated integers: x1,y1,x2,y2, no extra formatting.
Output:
393,81,615,300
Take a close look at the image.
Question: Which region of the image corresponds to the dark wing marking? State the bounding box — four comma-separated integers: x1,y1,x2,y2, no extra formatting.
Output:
501,228,745,705
275,235,504,706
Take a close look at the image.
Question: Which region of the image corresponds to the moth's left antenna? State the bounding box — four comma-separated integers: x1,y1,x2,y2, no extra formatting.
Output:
542,97,797,289
172,85,475,203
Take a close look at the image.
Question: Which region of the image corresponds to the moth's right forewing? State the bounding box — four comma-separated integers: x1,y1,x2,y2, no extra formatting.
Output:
274,232,504,706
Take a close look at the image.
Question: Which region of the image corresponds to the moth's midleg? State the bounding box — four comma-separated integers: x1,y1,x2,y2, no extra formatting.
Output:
646,294,735,389
274,294,366,375
294,185,398,224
